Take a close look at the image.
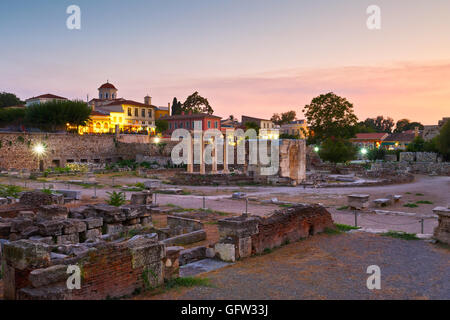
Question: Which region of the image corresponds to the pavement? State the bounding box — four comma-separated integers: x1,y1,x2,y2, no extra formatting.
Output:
137,232,450,300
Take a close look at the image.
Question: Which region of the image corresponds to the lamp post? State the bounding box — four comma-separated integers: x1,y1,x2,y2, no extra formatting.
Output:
32,143,47,172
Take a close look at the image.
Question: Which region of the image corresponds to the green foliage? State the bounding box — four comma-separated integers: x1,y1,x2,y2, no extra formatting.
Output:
271,111,296,125
244,121,260,135
279,133,299,139
336,206,349,210
303,92,358,143
0,185,23,197
182,92,213,114
357,116,394,133
171,97,183,115
165,277,212,290
0,107,26,125
106,191,126,207
40,188,54,195
404,203,419,208
436,120,450,160
381,231,419,240
25,100,91,132
416,200,433,204
394,119,424,133
318,137,357,163
335,224,361,232
0,92,23,108
367,148,385,161
155,119,168,133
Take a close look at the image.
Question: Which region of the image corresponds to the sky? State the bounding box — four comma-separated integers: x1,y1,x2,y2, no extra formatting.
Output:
0,0,449,125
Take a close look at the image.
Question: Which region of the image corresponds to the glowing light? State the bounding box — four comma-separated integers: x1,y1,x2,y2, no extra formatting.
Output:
154,137,161,144
314,146,320,152
32,143,46,156
361,148,368,155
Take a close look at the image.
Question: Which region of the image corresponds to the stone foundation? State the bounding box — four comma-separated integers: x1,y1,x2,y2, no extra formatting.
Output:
215,205,334,261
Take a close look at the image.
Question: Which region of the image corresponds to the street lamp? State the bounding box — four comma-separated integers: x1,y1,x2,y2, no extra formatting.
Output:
360,147,368,155
32,143,46,157
314,146,320,153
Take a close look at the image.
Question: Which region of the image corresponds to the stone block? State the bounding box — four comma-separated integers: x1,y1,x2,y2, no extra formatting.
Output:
140,217,153,227
56,233,79,245
130,192,152,205
399,152,415,162
37,205,68,221
161,230,207,246
29,265,68,288
433,207,450,245
10,219,34,233
0,222,12,237
347,194,370,210
82,218,103,230
238,236,252,259
105,223,123,236
81,228,101,241
37,220,65,236
218,216,259,240
214,243,236,262
93,204,125,223
2,240,50,270
179,246,206,265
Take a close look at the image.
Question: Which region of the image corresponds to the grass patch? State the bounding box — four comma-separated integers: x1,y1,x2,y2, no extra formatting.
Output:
165,277,213,290
416,200,433,204
405,192,412,194
335,223,360,232
278,204,293,208
336,206,349,211
415,193,425,196
381,231,419,240
404,203,419,208
323,227,342,235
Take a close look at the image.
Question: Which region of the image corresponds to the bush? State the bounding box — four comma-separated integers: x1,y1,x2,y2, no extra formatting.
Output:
0,185,23,197
106,191,126,207
318,138,356,163
367,148,385,161
436,121,450,160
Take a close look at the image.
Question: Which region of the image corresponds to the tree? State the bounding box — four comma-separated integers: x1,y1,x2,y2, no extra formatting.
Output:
303,92,358,143
407,136,426,152
358,116,394,133
271,111,296,125
155,119,168,133
436,121,450,160
394,119,424,133
171,97,183,115
25,100,91,132
182,92,213,114
244,121,260,135
0,92,24,108
0,108,26,126
318,137,357,163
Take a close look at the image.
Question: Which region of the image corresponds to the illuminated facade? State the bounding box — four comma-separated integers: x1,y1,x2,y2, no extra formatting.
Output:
78,82,170,134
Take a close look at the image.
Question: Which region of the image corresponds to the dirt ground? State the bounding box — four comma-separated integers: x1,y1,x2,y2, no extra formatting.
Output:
134,232,450,300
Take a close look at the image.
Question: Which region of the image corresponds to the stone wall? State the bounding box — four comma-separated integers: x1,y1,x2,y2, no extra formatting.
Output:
2,237,167,300
371,161,450,176
214,205,334,261
0,133,177,171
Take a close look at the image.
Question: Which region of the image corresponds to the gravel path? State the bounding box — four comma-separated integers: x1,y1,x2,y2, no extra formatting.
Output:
138,232,450,300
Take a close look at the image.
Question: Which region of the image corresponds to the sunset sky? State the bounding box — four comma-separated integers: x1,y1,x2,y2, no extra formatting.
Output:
1,0,449,124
